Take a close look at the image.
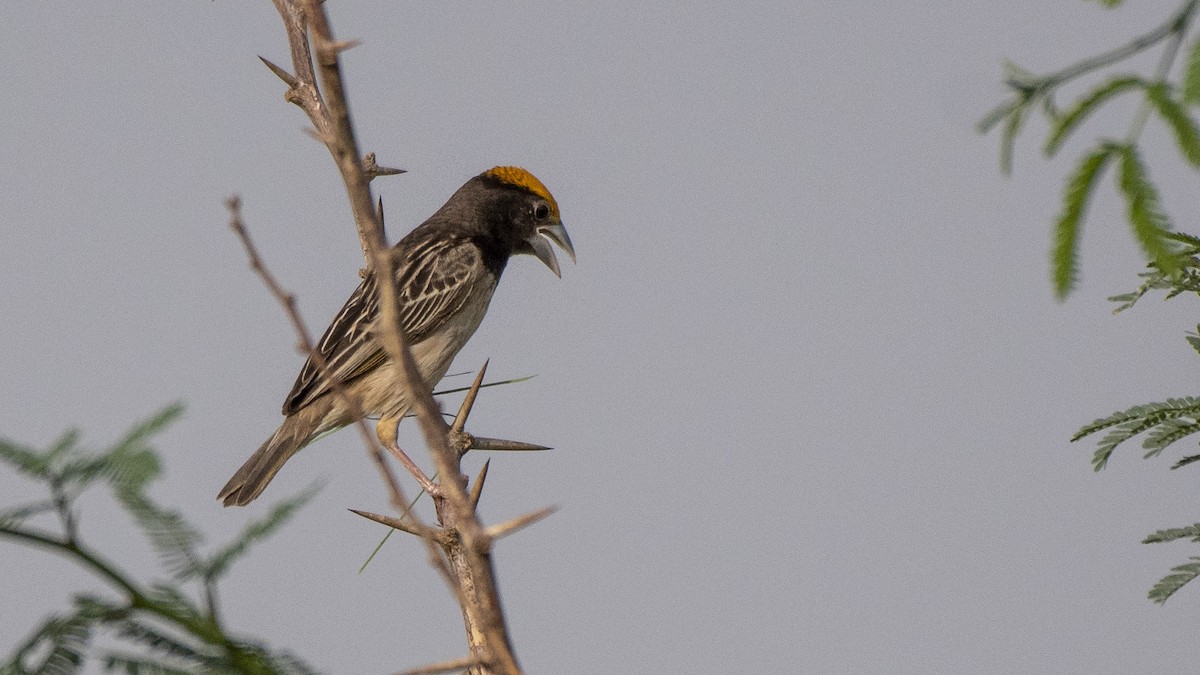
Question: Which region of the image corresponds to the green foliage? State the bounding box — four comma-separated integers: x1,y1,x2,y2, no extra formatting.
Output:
977,62,1038,175
1044,77,1144,158
1183,37,1200,103
1145,81,1200,166
120,492,206,580
198,485,318,582
1072,266,1200,601
982,1,1200,299
1116,145,1182,277
0,432,72,481
1052,144,1117,297
1188,324,1200,354
1171,453,1200,468
1074,397,1200,470
991,0,1200,611
1148,558,1200,604
99,653,195,675
0,408,319,674
6,610,94,675
1106,233,1200,313
1145,524,1200,544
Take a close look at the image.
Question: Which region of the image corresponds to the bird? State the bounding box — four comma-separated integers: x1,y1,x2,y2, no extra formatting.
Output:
218,166,574,506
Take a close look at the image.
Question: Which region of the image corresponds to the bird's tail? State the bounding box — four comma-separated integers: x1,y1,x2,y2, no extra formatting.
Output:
218,400,334,507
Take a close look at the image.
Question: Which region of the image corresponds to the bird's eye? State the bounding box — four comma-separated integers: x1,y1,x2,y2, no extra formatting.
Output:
533,202,551,220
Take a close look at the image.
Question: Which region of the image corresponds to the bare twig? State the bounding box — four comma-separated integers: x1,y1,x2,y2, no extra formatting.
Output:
398,655,484,675
225,197,436,551
266,0,328,136
300,1,385,263
1037,0,1198,92
228,195,463,605
262,3,527,672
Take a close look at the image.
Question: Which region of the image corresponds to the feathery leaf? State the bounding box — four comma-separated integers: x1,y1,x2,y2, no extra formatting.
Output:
1149,557,1200,604
999,98,1028,175
1172,453,1200,469
977,99,1019,135
5,611,95,675
1052,144,1116,297
1144,524,1200,544
1164,231,1200,247
1180,329,1200,355
58,444,158,493
0,437,49,479
1145,82,1200,167
1117,145,1180,276
99,652,195,675
111,618,206,663
1183,37,1200,104
112,404,184,453
199,484,319,581
44,429,82,466
1073,397,1200,440
119,493,205,580
0,500,57,527
1074,397,1200,470
1142,417,1200,458
1044,77,1143,157
142,585,205,625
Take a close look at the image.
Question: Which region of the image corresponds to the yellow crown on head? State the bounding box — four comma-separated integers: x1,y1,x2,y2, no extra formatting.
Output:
485,166,559,220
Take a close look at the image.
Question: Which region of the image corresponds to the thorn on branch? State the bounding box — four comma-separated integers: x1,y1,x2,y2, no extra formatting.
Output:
364,152,406,180
484,505,558,544
398,655,484,675
303,126,335,145
258,55,300,87
468,459,490,511
331,38,362,55
470,437,552,452
451,361,489,437
349,508,438,540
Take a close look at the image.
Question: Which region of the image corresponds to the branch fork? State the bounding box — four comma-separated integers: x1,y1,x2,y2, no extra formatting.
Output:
238,3,557,672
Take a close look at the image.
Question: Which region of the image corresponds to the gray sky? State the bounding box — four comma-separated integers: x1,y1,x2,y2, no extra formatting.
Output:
4,2,1200,672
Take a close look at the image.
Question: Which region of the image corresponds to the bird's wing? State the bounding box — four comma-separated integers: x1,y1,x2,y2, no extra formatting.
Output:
281,237,486,415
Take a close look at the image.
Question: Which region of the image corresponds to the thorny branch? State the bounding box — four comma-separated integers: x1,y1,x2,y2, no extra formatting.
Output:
225,197,445,580
240,2,557,672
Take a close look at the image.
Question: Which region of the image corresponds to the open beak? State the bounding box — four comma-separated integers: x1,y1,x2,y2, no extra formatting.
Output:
525,222,576,278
